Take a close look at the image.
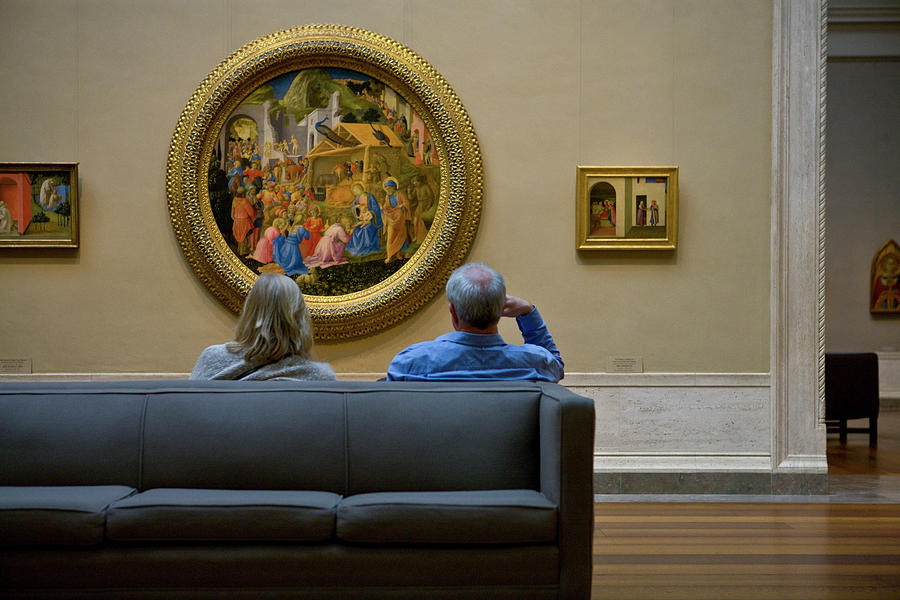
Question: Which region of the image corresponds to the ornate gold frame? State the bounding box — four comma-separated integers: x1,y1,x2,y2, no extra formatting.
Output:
167,25,483,340
576,166,678,251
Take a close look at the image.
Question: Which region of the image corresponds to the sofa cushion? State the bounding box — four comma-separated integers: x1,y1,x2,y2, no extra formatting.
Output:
345,385,542,494
106,488,341,542
140,390,346,492
0,485,135,546
336,489,557,544
0,389,145,487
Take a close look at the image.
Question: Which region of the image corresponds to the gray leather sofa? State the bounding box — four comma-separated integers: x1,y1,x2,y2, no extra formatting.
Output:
0,380,595,599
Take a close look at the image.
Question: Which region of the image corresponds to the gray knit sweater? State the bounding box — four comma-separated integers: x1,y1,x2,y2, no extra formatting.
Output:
189,343,337,381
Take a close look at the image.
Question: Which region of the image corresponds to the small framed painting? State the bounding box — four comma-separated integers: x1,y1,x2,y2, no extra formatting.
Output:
576,166,677,251
0,163,79,248
871,239,900,314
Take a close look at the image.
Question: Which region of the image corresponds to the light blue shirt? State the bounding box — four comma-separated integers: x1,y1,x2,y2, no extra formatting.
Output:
386,308,564,382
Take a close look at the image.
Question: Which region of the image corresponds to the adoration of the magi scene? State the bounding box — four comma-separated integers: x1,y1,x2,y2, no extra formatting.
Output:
588,177,666,239
209,68,439,296
0,171,73,239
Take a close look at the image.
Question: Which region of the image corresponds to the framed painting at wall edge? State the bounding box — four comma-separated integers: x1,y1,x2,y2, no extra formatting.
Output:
0,162,78,248
166,24,483,341
576,166,678,251
871,239,900,314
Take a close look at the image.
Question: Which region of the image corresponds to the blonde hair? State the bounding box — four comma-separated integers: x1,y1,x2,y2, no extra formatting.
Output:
228,274,314,363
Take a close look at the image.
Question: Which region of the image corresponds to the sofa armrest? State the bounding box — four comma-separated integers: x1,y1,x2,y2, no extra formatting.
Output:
538,382,595,599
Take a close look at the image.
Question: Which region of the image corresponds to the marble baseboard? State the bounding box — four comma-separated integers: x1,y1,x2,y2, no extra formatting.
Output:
878,352,900,407
594,471,829,495
570,374,776,474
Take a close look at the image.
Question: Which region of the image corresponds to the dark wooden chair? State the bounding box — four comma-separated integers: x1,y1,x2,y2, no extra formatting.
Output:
824,352,879,447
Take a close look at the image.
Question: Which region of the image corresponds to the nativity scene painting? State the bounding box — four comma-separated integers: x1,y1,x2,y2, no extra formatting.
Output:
207,67,439,296
587,176,667,239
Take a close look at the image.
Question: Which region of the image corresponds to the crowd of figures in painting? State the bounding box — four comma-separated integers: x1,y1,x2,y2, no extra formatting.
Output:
209,69,440,295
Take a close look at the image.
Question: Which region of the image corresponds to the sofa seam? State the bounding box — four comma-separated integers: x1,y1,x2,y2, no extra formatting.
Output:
109,504,338,510
0,507,109,514
343,391,350,497
138,394,150,491
0,382,543,395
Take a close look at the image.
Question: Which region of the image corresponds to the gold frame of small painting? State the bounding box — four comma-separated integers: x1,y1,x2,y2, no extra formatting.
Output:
576,166,678,251
166,25,483,340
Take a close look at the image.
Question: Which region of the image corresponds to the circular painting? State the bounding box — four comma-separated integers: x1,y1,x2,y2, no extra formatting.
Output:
167,26,483,339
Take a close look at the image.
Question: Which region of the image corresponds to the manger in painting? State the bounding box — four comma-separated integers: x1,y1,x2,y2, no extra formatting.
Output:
587,177,667,239
208,67,440,296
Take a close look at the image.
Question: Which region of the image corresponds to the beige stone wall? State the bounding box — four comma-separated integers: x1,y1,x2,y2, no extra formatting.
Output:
0,0,772,376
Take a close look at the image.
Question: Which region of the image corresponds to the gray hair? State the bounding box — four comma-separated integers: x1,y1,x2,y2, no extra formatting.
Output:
445,263,506,329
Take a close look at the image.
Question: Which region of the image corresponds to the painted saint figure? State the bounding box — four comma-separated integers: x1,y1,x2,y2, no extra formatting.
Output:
872,245,900,312
227,161,243,194
299,205,324,258
38,178,62,212
305,218,353,268
381,177,409,263
252,219,284,264
407,177,429,244
649,200,660,226
345,198,381,257
0,200,14,233
231,188,256,255
273,221,310,276
636,200,647,226
349,182,383,230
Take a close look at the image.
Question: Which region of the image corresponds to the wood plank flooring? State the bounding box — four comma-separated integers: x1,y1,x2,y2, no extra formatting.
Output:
828,411,900,475
589,412,900,598
592,502,900,599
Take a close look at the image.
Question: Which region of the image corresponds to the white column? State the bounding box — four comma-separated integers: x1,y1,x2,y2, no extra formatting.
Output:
770,0,828,473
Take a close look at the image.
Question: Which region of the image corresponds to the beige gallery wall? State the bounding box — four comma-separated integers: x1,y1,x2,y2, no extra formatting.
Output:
825,60,900,354
0,0,772,376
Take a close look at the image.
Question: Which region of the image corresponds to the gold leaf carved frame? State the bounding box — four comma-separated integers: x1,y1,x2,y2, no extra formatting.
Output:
167,25,483,340
576,166,678,251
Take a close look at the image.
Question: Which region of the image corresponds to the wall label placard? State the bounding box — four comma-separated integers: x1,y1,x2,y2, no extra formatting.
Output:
608,357,643,373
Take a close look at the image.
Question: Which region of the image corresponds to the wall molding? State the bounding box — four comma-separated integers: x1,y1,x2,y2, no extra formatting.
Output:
0,371,771,385
594,453,771,473
562,372,769,388
3,368,894,405
828,5,900,24
878,352,900,403
828,3,900,57
770,0,828,474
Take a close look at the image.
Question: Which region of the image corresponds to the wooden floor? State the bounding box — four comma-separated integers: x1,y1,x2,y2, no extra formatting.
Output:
592,502,900,599
590,412,900,599
828,411,900,475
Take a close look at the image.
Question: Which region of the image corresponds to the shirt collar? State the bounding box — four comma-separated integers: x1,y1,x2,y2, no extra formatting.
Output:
436,331,507,347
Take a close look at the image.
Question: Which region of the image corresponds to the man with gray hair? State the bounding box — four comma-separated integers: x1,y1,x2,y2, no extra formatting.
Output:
386,262,563,381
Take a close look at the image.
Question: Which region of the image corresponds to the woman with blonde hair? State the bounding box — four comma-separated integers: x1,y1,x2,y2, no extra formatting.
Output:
190,273,336,381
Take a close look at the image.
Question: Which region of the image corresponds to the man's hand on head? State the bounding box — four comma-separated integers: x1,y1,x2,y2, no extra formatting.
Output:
501,295,535,318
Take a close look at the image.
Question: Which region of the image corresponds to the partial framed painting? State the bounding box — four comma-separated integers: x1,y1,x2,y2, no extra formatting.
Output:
576,166,678,251
871,239,900,314
167,25,483,340
0,163,78,248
